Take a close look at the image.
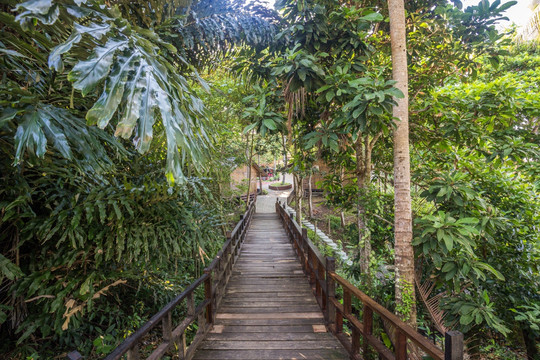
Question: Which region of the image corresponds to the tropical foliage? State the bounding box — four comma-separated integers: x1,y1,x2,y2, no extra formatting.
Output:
1,0,539,358
0,0,274,357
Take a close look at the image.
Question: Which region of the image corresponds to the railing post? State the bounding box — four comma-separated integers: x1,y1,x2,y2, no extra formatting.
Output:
308,251,315,285
325,257,336,329
179,332,187,360
239,214,244,236
226,235,233,275
343,290,351,315
162,310,172,343
363,305,373,357
345,288,360,355
445,331,464,360
317,265,324,304
314,255,320,295
187,292,194,316
204,268,213,325
127,344,140,360
233,233,238,258
352,327,360,356
395,329,407,360
66,351,82,360
301,228,309,273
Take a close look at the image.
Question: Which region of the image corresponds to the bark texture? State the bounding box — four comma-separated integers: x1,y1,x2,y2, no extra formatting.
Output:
245,132,255,208
388,0,417,327
281,134,288,184
258,154,263,193
293,174,303,223
308,173,313,217
355,138,370,278
354,133,380,281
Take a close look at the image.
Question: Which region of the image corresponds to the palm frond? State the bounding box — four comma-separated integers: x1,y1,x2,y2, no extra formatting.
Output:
517,2,540,42
415,271,450,335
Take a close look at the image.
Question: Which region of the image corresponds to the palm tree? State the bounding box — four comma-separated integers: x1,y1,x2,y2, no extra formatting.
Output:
388,0,417,327
519,0,540,41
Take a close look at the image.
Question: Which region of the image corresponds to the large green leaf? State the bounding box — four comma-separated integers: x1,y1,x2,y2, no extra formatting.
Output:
115,61,145,139
156,87,185,183
13,0,232,183
86,51,137,128
15,0,59,30
14,110,47,162
11,105,125,171
49,23,111,72
0,254,23,282
0,108,20,128
135,70,158,154
359,12,383,22
68,38,128,96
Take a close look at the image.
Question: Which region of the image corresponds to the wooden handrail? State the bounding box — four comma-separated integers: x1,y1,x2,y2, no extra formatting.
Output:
275,200,464,360
99,198,256,360
329,272,444,359
286,185,295,205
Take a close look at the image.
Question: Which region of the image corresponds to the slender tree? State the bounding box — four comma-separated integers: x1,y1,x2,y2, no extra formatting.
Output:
245,131,255,206
388,0,417,326
519,0,539,41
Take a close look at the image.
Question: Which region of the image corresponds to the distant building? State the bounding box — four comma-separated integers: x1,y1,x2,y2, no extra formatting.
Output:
230,163,265,194
302,159,330,192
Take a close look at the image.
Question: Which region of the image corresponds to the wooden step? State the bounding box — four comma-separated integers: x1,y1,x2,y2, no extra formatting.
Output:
192,213,348,360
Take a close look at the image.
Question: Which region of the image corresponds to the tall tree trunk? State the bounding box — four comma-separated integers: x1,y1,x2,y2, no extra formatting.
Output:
245,132,255,208
258,153,262,193
340,166,346,227
389,0,417,327
522,327,540,360
294,174,303,223
308,173,313,217
281,134,288,185
355,138,371,281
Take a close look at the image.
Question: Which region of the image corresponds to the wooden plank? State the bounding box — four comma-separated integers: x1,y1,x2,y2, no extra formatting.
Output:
199,340,343,350
226,287,311,293
225,280,311,286
221,300,318,307
211,325,318,333
230,273,305,277
205,332,336,341
216,312,324,320
193,349,348,360
224,291,313,298
218,305,321,313
192,212,348,360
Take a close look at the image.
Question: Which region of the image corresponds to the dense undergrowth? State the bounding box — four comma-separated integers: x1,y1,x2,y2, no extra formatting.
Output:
0,141,240,358
1,0,539,358
0,0,254,356
299,45,540,358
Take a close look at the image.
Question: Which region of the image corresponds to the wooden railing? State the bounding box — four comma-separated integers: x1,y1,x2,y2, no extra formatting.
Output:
238,192,257,204
88,199,256,360
276,200,464,360
286,185,295,205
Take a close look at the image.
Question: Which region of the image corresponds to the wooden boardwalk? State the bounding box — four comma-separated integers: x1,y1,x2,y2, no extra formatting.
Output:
193,212,348,360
